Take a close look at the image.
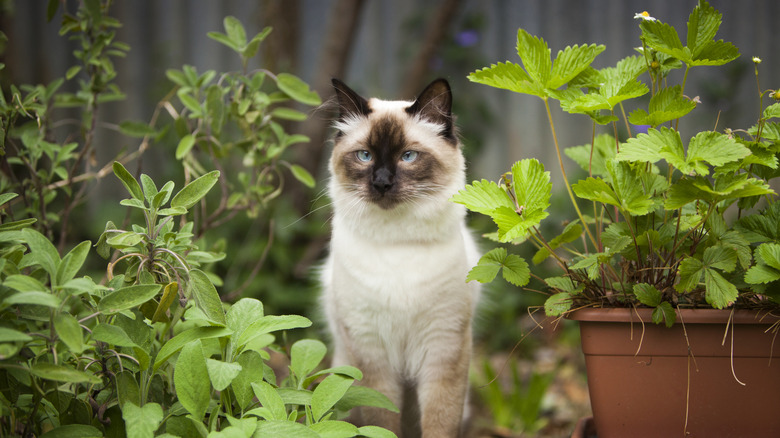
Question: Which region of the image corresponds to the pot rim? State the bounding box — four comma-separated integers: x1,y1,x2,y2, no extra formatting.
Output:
566,307,780,325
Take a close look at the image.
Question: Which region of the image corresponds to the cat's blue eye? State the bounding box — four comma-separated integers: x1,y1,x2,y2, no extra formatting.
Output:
401,151,419,162
356,150,372,162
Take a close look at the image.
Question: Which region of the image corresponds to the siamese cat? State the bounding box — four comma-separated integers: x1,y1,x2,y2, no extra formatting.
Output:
321,78,480,437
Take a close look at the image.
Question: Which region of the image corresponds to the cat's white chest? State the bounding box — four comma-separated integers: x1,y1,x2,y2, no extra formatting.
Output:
328,227,472,309
322,215,480,374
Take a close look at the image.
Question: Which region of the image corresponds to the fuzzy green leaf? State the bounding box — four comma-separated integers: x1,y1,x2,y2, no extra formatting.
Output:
4,291,61,308
290,339,327,385
511,159,552,213
55,240,90,286
0,327,32,343
356,426,399,438
704,269,738,308
21,228,60,277
154,326,233,371
641,20,686,60
627,86,696,127
312,374,355,422
686,131,750,172
687,0,721,54
652,302,676,327
451,179,514,216
468,62,543,98
4,274,48,294
98,284,161,315
309,421,360,438
544,293,572,316
113,161,144,201
466,248,530,287
544,276,576,293
189,269,226,326
223,16,247,47
276,73,321,106
607,160,655,216
31,363,101,384
170,170,220,210
174,340,210,420
618,127,683,166
232,351,265,410
54,314,83,354
548,43,606,89
290,164,316,188
756,243,780,270
206,358,243,391
92,323,138,347
633,283,661,307
119,120,157,138
564,133,617,177
763,103,780,120
516,29,552,87
207,31,239,51
744,264,780,284
334,385,399,415
175,134,196,159
122,401,163,438
236,315,312,352
39,425,102,438
251,381,287,421
254,421,319,437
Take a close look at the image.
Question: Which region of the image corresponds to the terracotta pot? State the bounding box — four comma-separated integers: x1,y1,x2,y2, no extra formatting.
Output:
568,308,780,438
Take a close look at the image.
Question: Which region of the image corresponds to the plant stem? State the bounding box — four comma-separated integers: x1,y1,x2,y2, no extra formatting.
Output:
543,98,598,250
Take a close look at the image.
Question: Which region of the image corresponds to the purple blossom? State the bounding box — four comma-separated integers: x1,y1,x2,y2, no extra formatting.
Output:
632,124,651,135
455,30,479,47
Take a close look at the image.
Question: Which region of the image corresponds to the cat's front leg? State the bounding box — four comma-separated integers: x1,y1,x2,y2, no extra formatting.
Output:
330,320,404,434
416,325,472,438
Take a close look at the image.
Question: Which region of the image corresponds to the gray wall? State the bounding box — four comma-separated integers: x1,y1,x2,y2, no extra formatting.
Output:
4,0,779,187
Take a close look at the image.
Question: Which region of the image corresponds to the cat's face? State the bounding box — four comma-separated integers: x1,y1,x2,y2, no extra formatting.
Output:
329,79,465,213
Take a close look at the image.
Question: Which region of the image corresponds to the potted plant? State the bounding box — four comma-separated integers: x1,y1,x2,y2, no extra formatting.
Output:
453,1,780,436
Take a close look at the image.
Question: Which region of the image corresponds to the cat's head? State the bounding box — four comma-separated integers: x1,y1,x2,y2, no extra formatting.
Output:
328,78,466,214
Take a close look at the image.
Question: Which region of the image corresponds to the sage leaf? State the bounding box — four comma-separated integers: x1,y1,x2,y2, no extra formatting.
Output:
54,314,83,354
55,240,90,286
290,339,327,385
232,351,265,410
98,284,161,315
311,374,354,422
112,161,144,201
154,326,232,371
205,358,242,391
170,170,220,210
174,340,210,420
121,401,163,438
189,269,226,326
334,385,400,414
31,363,101,384
251,381,286,421
276,73,321,106
39,424,102,438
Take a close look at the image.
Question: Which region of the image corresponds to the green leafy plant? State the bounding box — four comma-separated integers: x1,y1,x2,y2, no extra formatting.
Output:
165,16,319,226
474,357,554,435
0,1,397,436
455,0,780,325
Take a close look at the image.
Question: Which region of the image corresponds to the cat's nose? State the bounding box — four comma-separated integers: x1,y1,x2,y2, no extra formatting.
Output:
372,168,394,194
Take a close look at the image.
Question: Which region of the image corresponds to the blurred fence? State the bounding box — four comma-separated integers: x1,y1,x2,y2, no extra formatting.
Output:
3,0,779,188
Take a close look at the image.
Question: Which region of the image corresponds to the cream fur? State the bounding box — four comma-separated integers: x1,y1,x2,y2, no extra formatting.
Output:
321,95,480,437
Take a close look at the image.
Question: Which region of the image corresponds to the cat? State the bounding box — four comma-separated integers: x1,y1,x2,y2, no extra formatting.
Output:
320,78,481,438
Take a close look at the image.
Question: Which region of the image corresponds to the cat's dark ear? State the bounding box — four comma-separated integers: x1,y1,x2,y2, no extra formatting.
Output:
332,78,371,121
406,78,454,142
